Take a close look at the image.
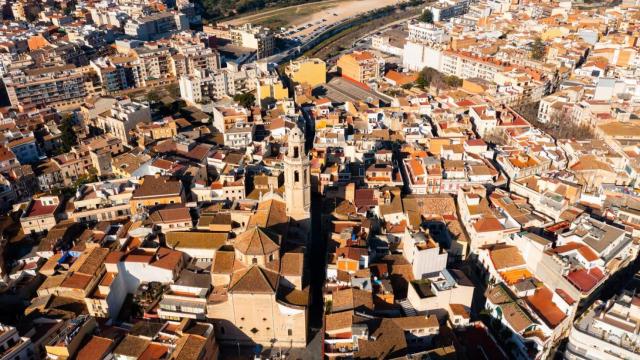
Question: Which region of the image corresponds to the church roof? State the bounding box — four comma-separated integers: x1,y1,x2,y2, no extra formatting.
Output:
234,226,280,256
229,265,279,294
248,198,288,231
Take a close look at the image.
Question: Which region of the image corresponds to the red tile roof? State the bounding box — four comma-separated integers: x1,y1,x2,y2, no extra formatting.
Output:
555,288,575,305
526,287,566,328
26,200,58,217
473,217,504,233
566,267,605,293
76,336,113,360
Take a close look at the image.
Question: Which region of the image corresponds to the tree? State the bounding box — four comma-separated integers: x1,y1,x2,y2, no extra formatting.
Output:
419,9,434,24
58,115,78,154
416,67,439,89
513,100,594,140
443,75,463,87
233,92,256,109
167,83,181,98
416,67,462,89
530,37,546,61
146,90,161,103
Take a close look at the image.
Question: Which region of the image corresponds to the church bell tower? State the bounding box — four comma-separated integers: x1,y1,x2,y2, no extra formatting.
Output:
284,126,311,233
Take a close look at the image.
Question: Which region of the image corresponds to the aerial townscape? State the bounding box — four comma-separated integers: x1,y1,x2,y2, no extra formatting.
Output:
1,0,640,358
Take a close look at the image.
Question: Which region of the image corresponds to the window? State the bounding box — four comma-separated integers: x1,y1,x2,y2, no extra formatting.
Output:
294,171,299,183
293,146,299,158
288,329,292,336
252,258,258,265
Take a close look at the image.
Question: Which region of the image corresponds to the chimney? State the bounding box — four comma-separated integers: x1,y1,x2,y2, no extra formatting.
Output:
345,183,355,204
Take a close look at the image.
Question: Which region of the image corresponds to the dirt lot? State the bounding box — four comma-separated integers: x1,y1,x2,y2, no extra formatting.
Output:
223,0,402,37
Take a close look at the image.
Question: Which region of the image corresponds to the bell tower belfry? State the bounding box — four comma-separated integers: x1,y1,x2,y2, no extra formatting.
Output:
284,126,311,233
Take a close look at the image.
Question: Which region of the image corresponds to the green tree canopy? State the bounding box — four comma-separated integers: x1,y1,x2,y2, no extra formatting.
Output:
531,37,546,60
234,92,256,109
419,9,434,24
58,114,78,154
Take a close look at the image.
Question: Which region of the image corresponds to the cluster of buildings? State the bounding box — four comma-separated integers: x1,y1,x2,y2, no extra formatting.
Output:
0,0,638,358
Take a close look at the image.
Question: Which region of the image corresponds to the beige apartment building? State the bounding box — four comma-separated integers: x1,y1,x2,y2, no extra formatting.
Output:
230,24,275,59
20,195,61,234
3,65,100,110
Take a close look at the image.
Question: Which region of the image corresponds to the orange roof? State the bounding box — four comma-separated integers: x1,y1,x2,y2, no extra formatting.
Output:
526,287,566,328
500,268,533,285
408,159,425,177
384,70,417,86
351,51,375,61
473,217,503,233
27,35,50,51
553,242,599,262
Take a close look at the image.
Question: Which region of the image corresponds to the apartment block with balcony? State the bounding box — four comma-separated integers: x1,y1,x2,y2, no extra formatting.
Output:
0,324,35,360
94,98,152,144
565,290,640,360
44,316,97,360
124,11,188,41
337,51,383,84
3,65,100,110
229,24,275,59
67,178,136,222
158,269,210,320
85,271,127,319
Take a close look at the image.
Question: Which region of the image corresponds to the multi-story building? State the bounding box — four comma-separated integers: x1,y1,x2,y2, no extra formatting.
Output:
134,46,173,80
180,69,235,104
171,46,220,77
85,271,127,320
94,98,151,144
44,316,97,359
212,105,250,132
124,11,188,41
20,195,61,235
402,231,448,278
230,24,275,59
130,174,185,214
426,0,472,22
284,57,327,87
407,21,449,43
90,55,146,93
7,134,40,164
158,269,210,320
3,65,100,109
337,51,383,84
223,122,254,149
565,290,640,360
0,323,35,360
256,75,288,102
11,1,26,21
67,178,135,222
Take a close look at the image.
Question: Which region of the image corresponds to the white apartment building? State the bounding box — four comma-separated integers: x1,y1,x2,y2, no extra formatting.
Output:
124,11,188,41
94,99,151,144
565,291,640,360
402,41,443,71
407,21,449,43
402,231,448,279
0,324,35,360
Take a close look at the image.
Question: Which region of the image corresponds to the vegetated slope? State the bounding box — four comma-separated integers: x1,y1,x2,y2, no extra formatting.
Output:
198,0,322,22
